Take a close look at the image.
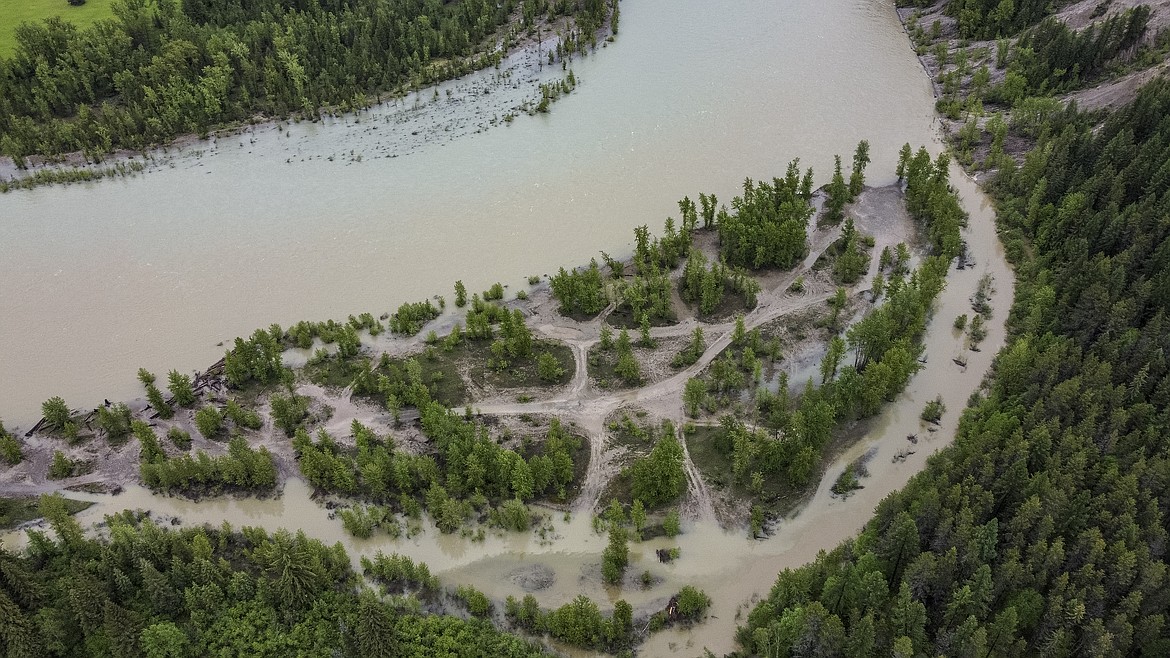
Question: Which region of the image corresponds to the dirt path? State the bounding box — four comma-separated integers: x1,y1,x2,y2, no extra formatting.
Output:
571,411,620,512
469,217,851,517
679,427,717,523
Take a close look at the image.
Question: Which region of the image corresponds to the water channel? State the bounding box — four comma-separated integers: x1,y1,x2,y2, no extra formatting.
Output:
0,0,1016,655
0,0,938,426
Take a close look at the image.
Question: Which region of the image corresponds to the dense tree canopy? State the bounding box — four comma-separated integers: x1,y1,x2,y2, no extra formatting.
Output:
0,0,617,165
0,498,549,657
719,165,814,270
736,75,1170,658
898,0,1064,40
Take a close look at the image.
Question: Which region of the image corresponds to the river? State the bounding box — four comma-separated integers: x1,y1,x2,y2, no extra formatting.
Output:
0,0,1017,655
0,0,938,427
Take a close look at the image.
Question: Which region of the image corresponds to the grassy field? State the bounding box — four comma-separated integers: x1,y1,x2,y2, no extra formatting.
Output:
0,0,117,57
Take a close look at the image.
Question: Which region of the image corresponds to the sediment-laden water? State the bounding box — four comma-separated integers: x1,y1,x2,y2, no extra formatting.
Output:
1,0,937,425
0,1,1017,655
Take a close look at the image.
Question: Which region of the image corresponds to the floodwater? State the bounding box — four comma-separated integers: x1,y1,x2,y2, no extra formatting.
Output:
0,0,937,426
0,0,1018,655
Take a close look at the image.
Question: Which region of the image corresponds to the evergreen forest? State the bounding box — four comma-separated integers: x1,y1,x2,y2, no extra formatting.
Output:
0,0,617,165
737,3,1170,655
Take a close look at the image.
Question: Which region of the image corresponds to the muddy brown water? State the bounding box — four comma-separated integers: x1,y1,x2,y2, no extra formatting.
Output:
0,0,937,426
0,0,1016,655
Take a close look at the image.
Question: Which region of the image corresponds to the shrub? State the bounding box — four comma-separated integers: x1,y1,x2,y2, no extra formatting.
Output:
167,371,196,407
340,505,380,539
195,406,224,439
630,434,685,508
968,313,987,343
454,281,467,307
97,403,132,442
663,509,681,537
48,451,73,479
484,282,505,301
921,396,946,424
455,585,492,617
42,396,71,431
134,421,165,464
494,498,532,532
389,300,440,335
146,384,172,419
599,325,614,350
361,552,439,596
614,349,640,385
225,400,262,430
601,526,629,584
167,427,191,449
537,352,565,382
0,432,23,465
675,586,711,620
270,393,309,436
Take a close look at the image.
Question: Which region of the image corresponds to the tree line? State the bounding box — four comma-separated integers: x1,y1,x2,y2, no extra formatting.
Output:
991,7,1151,105
735,70,1170,658
549,147,876,328
0,0,618,165
0,496,550,657
898,0,1057,40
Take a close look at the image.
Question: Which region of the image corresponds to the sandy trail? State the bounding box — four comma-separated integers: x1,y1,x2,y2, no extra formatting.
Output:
679,427,717,523
468,215,850,517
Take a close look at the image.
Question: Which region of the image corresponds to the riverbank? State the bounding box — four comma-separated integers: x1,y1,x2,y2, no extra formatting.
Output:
1,163,1014,657
0,0,942,433
0,183,869,510
0,9,612,191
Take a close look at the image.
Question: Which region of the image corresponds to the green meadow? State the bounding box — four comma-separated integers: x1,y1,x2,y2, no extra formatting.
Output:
0,0,116,56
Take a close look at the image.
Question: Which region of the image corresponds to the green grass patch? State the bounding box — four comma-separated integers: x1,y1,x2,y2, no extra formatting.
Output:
605,412,662,453
600,469,634,507
465,339,574,391
605,305,678,329
683,423,810,517
677,289,755,323
305,354,375,390
597,414,666,507
682,425,734,489
0,0,117,57
684,416,877,519
0,496,92,530
586,344,644,390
